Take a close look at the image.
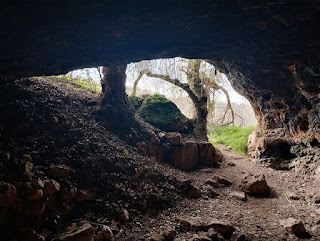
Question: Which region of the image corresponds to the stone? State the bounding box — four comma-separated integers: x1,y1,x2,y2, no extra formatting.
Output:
178,217,234,236
205,179,219,188
166,132,181,145
48,164,71,178
22,154,33,163
24,189,43,200
180,180,200,198
0,151,10,161
96,225,113,241
148,131,161,145
280,218,306,236
149,234,166,241
311,225,320,236
205,186,219,198
240,174,269,195
198,142,221,167
44,179,60,194
189,234,211,241
59,199,75,216
228,162,236,166
170,141,198,171
18,229,45,241
61,185,77,200
231,191,247,201
119,208,129,223
163,228,176,241
57,223,94,241
0,181,17,207
314,194,320,204
23,162,33,173
214,175,232,186
205,228,224,240
286,192,300,200
74,190,95,201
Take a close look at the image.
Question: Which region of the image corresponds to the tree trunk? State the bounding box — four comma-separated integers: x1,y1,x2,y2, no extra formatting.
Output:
98,65,135,132
187,59,208,140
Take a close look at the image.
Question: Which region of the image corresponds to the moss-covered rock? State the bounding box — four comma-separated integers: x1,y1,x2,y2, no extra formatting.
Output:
128,96,143,110
138,94,192,132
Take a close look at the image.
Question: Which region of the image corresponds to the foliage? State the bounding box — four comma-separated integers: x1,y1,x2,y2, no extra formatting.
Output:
139,94,192,132
65,75,101,93
208,125,255,155
128,96,143,110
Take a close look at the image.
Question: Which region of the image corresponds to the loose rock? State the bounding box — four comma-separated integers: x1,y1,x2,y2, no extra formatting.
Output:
231,191,247,201
44,179,60,195
57,222,94,241
74,190,95,201
205,179,219,188
170,141,198,171
48,164,71,178
280,218,306,236
240,174,269,195
0,181,17,207
214,175,232,186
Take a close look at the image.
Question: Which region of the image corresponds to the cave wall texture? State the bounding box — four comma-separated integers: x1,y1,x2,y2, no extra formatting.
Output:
0,0,319,165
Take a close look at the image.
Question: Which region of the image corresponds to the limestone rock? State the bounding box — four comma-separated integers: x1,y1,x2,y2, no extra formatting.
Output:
280,218,306,236
231,191,247,201
18,229,45,241
178,216,234,236
0,181,17,207
74,190,95,201
44,179,60,195
240,174,269,195
57,222,94,241
170,141,198,171
48,164,71,178
198,142,221,167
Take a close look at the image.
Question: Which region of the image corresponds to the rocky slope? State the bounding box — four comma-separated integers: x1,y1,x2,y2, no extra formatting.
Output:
1,77,320,240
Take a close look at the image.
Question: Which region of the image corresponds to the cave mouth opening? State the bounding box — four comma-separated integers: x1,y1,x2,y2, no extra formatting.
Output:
57,57,257,155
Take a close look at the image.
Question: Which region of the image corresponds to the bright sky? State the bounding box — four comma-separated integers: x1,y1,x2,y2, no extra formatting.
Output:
67,58,250,105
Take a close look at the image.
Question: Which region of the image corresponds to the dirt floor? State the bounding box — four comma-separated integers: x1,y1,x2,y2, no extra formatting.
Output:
0,77,319,241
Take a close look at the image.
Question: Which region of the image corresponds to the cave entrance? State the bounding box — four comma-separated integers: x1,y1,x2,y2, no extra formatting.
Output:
65,57,257,155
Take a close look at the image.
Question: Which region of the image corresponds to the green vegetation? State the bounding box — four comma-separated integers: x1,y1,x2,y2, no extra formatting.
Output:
208,125,255,155
128,96,143,110
138,93,191,132
35,75,101,94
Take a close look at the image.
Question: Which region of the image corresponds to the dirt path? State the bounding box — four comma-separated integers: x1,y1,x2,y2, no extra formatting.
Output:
120,144,320,240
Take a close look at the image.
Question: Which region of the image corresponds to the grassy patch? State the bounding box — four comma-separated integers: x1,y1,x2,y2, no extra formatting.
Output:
208,125,255,155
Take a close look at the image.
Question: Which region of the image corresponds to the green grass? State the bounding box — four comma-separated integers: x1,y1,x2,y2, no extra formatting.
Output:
208,125,255,155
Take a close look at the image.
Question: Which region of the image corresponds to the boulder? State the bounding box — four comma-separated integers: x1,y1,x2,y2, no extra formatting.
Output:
44,179,60,195
138,94,192,133
0,181,17,207
48,164,71,178
280,218,306,236
57,223,94,241
170,141,198,171
240,174,269,195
